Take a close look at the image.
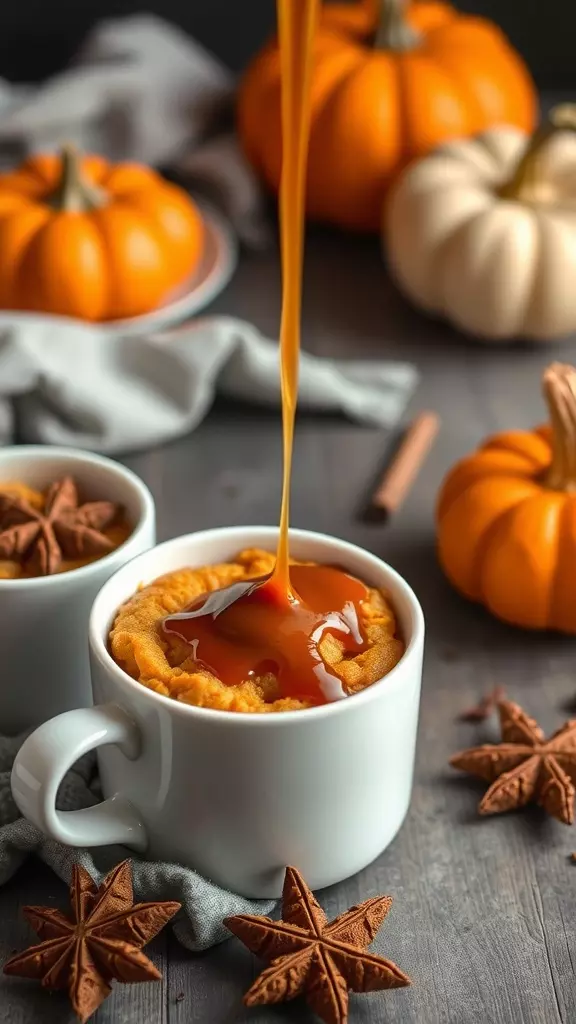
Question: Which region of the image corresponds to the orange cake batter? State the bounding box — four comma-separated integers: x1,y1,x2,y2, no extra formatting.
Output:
109,548,404,713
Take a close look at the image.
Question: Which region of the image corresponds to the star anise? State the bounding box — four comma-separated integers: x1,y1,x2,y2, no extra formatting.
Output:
450,699,576,823
225,866,410,1024
3,859,180,1023
0,476,119,575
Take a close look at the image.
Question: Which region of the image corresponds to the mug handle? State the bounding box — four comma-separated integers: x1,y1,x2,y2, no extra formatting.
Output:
11,704,147,852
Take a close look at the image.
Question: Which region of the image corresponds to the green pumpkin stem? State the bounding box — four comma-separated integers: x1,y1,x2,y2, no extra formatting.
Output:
500,104,576,203
543,363,576,492
50,143,105,212
374,0,421,52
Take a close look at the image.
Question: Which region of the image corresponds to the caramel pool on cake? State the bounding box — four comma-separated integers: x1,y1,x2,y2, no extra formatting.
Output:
109,548,404,713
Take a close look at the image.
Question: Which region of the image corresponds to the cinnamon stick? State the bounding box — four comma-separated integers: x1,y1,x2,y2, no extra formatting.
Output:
371,411,440,517
459,686,506,722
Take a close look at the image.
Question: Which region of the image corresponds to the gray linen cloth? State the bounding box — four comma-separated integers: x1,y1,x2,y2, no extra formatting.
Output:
0,734,274,951
0,14,267,245
0,317,418,454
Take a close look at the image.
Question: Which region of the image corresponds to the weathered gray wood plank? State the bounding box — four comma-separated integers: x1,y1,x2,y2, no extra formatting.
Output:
3,220,576,1022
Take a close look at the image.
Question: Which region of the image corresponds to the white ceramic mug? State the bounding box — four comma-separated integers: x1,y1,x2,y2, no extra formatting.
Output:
11,526,424,897
0,446,156,734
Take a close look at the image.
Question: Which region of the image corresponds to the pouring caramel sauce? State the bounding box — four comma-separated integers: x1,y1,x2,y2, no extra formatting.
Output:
163,0,375,706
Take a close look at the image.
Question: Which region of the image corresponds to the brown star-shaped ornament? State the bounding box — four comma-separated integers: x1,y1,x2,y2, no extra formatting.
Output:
0,476,119,575
450,699,576,824
224,866,410,1024
3,860,180,1023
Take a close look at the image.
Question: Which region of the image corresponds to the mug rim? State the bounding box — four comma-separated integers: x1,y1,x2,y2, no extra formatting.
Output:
0,446,155,590
89,525,425,726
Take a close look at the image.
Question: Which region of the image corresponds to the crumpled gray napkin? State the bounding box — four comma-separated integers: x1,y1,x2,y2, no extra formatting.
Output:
0,316,418,454
0,733,274,951
0,14,267,245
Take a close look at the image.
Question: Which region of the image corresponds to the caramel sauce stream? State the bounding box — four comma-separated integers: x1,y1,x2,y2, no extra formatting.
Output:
161,0,378,706
272,0,319,597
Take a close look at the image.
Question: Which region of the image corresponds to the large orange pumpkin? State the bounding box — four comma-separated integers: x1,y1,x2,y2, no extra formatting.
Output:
238,0,537,232
437,364,576,633
0,146,204,321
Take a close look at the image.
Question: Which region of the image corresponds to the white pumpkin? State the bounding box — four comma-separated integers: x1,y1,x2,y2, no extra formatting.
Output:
385,107,576,342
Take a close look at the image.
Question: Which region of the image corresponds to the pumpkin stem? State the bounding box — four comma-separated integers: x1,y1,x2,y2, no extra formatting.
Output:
500,104,576,203
49,143,105,212
543,363,576,492
374,0,421,52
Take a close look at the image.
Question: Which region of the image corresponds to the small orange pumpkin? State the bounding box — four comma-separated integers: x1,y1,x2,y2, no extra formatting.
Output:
437,364,576,633
0,145,204,321
238,0,537,232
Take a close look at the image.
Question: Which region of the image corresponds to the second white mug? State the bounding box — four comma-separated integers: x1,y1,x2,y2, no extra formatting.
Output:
0,446,156,735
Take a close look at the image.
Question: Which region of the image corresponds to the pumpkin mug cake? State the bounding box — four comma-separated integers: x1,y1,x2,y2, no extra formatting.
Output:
110,547,405,713
13,526,423,897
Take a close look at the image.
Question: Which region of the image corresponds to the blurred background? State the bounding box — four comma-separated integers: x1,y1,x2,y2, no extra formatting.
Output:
0,0,572,446
0,0,571,86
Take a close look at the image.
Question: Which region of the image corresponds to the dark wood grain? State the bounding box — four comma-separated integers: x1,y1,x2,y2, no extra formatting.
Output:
3,219,576,1023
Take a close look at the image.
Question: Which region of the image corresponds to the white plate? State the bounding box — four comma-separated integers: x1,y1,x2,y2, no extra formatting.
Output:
0,204,238,336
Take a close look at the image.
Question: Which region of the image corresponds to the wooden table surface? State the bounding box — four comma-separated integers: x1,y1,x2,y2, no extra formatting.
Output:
2,224,576,1024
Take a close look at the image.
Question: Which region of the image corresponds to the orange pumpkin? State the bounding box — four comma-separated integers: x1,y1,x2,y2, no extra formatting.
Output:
437,364,576,633
238,0,537,232
0,146,204,321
